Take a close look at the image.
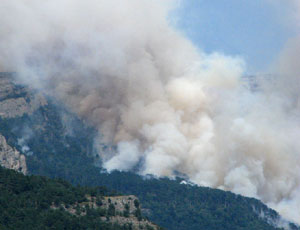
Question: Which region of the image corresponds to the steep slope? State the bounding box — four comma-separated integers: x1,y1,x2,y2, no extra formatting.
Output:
95,171,300,230
0,166,161,230
0,73,299,230
0,73,96,180
0,72,47,118
0,72,40,173
0,134,26,174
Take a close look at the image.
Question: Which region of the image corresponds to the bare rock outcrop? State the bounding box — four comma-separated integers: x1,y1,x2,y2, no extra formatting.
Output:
52,195,160,230
0,73,47,118
0,134,27,174
0,73,46,174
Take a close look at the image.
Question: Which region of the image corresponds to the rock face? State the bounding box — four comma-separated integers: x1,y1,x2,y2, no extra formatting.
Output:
52,195,160,230
102,195,138,213
0,73,47,118
101,195,159,230
0,72,47,174
0,134,27,174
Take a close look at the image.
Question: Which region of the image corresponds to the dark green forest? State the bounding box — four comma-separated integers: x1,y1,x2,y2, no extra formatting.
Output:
0,166,151,230
0,100,299,230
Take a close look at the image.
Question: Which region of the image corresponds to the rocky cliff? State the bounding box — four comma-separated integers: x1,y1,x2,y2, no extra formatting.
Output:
52,195,160,230
0,72,47,174
0,73,47,118
0,134,27,174
100,195,159,230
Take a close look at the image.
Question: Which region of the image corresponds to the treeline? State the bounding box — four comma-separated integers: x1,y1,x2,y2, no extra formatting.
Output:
0,166,134,230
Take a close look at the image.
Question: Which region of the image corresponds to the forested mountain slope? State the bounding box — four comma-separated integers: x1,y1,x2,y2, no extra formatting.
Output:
0,166,161,230
0,73,299,230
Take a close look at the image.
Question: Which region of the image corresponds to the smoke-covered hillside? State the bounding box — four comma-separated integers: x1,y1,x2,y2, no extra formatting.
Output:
1,0,300,226
0,73,298,230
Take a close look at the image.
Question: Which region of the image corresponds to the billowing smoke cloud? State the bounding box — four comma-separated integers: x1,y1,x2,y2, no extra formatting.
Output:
264,1,300,222
1,0,300,224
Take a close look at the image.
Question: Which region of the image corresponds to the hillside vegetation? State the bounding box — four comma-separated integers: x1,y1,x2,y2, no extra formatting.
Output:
0,166,161,230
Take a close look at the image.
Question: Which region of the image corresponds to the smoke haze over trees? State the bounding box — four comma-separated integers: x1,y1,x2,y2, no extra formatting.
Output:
1,0,300,224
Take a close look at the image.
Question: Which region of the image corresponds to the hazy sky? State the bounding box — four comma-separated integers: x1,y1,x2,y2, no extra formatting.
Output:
173,0,298,73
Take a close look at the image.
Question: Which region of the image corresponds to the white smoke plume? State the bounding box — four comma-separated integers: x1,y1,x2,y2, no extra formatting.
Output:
0,0,300,224
17,126,34,156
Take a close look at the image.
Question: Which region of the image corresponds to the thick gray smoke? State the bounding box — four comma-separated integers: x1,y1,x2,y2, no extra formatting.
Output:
1,0,300,224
